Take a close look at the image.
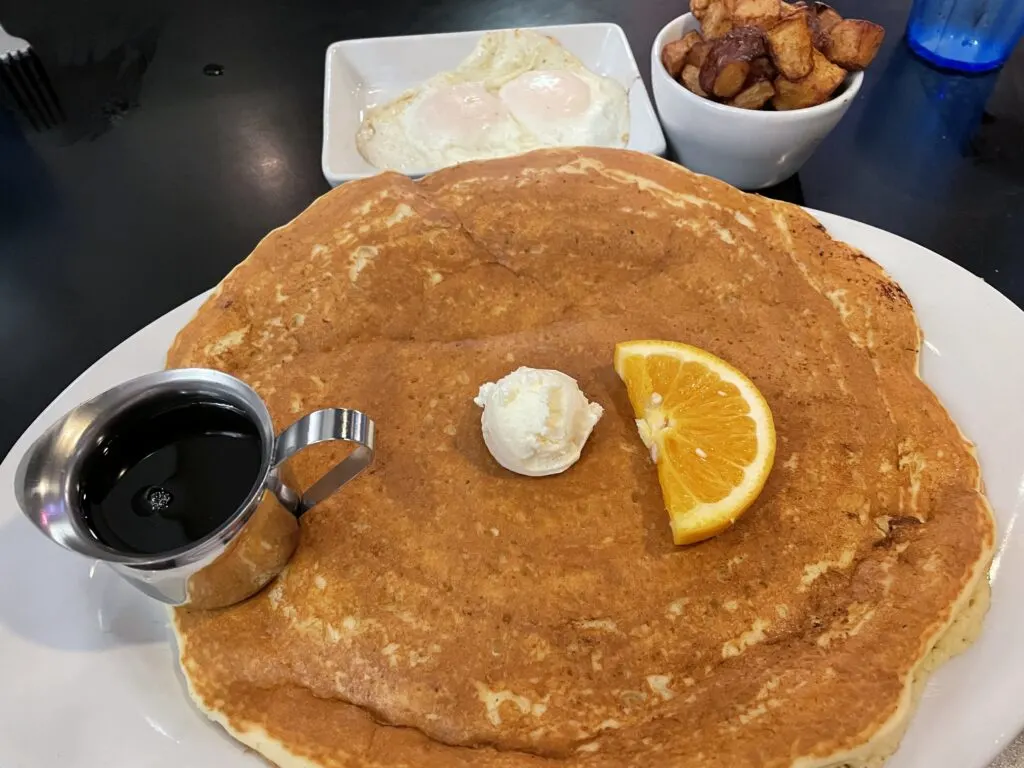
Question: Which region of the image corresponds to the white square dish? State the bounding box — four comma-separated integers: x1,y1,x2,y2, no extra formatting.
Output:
321,23,666,186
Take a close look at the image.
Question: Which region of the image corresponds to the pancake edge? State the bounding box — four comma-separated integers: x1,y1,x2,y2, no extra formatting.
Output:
170,566,993,768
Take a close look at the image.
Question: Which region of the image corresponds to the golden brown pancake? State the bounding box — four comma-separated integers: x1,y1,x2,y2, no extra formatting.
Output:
168,148,995,767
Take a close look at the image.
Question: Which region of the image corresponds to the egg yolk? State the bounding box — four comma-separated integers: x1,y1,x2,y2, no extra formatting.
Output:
413,82,512,144
499,70,592,121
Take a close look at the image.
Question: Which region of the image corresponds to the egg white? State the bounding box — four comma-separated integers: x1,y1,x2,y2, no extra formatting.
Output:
356,29,630,172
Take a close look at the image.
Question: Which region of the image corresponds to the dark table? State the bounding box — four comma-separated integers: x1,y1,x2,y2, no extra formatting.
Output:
1,0,1023,764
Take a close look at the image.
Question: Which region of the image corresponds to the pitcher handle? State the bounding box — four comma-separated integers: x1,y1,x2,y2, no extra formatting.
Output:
271,408,375,516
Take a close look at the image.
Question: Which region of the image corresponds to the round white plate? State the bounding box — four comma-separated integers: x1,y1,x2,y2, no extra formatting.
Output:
1,211,1022,767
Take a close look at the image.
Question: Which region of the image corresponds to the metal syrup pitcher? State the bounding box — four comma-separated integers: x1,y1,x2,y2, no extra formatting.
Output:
14,368,375,609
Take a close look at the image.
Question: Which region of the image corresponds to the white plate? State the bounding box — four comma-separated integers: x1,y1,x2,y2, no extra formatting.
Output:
321,24,666,186
1,211,1023,767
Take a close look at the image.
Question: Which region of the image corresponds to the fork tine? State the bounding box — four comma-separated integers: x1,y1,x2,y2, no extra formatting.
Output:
4,55,49,129
10,52,56,129
0,55,44,130
24,49,63,122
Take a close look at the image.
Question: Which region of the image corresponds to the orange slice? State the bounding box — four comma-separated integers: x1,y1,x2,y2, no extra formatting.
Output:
613,340,776,545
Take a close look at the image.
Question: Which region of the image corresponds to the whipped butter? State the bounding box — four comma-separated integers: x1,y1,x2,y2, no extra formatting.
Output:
473,367,603,477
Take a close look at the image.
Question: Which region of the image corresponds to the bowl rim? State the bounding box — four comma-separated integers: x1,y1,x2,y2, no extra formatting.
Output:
651,12,864,122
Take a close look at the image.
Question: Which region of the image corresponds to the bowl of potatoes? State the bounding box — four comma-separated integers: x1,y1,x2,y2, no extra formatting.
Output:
651,1,884,189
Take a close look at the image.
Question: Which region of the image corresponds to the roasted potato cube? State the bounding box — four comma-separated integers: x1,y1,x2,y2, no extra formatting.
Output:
767,12,814,79
748,55,778,82
702,1,734,38
699,27,766,98
808,11,831,51
826,19,885,70
721,25,768,56
662,41,687,78
780,1,808,17
681,29,705,50
725,0,781,27
780,4,830,49
814,2,844,33
681,64,709,97
772,48,846,109
662,31,705,78
729,79,776,108
691,0,714,20
708,59,750,97
687,39,714,68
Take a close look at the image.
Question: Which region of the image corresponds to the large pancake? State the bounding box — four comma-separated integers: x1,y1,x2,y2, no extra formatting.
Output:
168,149,995,767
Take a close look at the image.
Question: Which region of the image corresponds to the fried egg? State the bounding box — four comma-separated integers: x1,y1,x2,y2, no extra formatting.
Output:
356,30,630,172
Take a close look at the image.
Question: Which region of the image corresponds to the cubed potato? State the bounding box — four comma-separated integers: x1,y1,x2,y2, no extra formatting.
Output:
681,64,709,97
807,11,831,51
826,19,885,70
814,2,844,33
780,1,808,17
691,0,714,21
725,0,781,27
729,79,776,108
687,39,714,68
708,59,750,97
662,31,704,78
771,48,847,109
699,27,766,97
702,1,734,38
748,55,778,82
767,12,814,79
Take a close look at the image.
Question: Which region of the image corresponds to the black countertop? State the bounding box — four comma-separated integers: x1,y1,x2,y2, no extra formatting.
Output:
1,0,1023,456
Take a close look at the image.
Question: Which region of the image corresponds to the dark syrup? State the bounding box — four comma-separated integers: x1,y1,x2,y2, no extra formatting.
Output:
79,399,263,555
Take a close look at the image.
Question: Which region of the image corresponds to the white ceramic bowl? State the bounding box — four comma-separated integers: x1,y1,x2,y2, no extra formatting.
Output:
322,23,666,186
651,13,863,190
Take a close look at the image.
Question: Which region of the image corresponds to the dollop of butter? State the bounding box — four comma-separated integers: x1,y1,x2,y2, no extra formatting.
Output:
473,366,603,477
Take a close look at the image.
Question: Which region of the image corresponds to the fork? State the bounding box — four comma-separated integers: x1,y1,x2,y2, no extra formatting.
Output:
0,22,63,130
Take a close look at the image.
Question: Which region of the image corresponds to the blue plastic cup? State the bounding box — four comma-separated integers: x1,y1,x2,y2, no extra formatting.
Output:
906,0,1024,72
